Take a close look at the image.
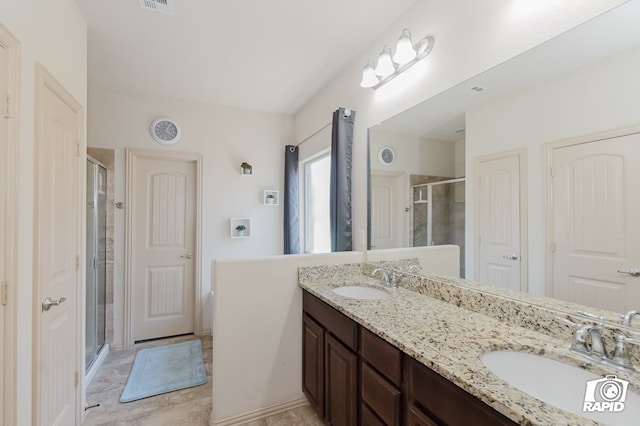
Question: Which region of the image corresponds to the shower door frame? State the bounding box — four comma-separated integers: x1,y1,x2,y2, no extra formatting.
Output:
412,178,466,246
86,156,107,370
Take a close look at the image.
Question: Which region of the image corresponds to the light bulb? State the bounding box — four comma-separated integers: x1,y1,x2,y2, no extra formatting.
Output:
392,28,416,65
374,46,395,78
360,61,379,88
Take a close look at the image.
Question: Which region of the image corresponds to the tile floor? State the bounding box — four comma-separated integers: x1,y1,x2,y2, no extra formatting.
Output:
83,335,323,425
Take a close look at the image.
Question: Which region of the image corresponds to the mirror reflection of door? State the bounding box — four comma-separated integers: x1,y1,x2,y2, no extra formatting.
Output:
370,173,406,249
551,130,640,311
475,151,525,292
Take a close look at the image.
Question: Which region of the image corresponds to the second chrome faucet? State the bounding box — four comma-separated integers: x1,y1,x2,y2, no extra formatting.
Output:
372,268,399,288
558,317,640,372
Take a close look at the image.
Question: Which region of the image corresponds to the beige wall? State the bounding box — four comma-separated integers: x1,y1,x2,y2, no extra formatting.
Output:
369,128,456,178
465,44,640,295
0,0,87,423
294,0,627,253
86,85,295,347
212,251,364,424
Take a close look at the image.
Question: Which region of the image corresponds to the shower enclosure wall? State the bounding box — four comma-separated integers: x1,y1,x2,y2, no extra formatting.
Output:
412,178,466,277
86,158,107,370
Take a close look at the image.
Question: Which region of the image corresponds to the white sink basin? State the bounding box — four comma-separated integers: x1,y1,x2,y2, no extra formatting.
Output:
331,286,389,300
481,351,640,425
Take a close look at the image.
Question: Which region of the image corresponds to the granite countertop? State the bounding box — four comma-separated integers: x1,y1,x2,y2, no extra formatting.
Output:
298,266,640,426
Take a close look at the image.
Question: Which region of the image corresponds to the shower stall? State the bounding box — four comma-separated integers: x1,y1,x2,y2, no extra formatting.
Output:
86,157,107,370
412,178,466,277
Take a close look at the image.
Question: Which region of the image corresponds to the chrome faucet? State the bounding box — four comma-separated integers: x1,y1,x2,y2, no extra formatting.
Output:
372,268,398,288
557,317,640,371
621,310,640,327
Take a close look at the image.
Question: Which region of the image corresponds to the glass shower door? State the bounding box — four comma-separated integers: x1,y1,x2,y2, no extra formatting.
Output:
86,159,107,370
428,179,466,277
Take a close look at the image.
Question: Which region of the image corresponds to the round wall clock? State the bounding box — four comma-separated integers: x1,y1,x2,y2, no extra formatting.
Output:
150,117,182,145
378,146,395,166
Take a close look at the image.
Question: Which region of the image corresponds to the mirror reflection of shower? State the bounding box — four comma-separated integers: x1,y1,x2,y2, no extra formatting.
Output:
412,178,465,277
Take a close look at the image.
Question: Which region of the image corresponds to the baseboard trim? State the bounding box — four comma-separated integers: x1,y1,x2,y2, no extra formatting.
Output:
210,397,309,426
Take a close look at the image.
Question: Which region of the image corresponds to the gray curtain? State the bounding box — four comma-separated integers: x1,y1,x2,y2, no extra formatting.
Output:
330,107,355,252
284,145,300,254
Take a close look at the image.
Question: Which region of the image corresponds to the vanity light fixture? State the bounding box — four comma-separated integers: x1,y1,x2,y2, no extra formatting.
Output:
360,28,434,90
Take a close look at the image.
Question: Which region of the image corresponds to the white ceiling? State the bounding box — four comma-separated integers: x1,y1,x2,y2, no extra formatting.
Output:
74,0,417,114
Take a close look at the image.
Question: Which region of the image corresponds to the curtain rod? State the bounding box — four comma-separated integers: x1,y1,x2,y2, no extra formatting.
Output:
295,122,332,147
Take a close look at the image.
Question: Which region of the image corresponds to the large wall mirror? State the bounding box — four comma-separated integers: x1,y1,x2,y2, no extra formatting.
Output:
367,1,640,330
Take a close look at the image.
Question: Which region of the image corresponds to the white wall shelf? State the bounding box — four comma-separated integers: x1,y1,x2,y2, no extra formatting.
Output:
263,190,280,205
230,218,251,238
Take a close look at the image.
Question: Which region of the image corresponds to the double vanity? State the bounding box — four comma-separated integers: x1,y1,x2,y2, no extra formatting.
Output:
299,263,640,425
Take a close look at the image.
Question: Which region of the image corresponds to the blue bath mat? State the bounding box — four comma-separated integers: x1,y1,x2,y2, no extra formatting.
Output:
120,339,207,402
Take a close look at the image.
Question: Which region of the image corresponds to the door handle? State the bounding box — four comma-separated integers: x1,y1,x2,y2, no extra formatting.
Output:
617,268,640,277
42,296,66,312
502,254,519,260
180,253,193,259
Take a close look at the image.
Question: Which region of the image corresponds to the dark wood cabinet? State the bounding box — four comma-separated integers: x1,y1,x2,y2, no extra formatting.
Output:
406,405,438,426
303,313,325,417
360,328,402,426
302,290,518,426
361,362,401,425
303,292,358,425
325,334,358,426
404,356,518,426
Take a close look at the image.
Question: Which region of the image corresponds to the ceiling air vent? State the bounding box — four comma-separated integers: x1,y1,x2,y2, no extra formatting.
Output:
139,0,174,15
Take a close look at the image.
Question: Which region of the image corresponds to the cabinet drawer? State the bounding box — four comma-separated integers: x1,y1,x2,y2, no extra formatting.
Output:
405,356,517,426
361,403,385,426
406,405,438,426
361,362,401,426
361,327,401,386
303,291,358,350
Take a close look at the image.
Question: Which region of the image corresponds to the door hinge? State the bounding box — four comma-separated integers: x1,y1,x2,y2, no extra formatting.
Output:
4,96,13,118
75,255,80,271
74,371,79,387
550,167,555,177
1,281,8,305
551,241,556,253
76,141,80,157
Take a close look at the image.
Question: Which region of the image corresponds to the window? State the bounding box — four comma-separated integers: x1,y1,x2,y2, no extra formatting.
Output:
304,153,331,253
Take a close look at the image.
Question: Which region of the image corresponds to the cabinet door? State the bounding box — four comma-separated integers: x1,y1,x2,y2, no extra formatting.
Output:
325,333,358,426
303,314,325,417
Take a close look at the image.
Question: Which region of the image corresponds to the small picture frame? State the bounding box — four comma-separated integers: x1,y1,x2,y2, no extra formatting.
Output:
230,218,251,238
263,190,280,205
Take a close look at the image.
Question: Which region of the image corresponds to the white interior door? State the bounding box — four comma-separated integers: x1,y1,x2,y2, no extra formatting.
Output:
34,65,82,426
370,173,405,249
476,154,522,291
130,153,197,342
552,132,640,311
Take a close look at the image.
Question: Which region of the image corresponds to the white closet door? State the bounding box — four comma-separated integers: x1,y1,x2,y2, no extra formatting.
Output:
552,132,640,311
476,154,522,291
